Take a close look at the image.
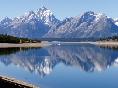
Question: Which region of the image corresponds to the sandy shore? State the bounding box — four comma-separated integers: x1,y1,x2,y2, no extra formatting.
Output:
0,42,51,48
0,41,118,48
92,41,118,47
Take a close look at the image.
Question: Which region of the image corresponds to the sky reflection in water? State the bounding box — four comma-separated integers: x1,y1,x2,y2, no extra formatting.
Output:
0,44,118,88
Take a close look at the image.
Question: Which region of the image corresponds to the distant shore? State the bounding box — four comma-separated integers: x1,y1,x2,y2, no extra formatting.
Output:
0,41,118,48
94,41,118,45
93,41,118,48
77,41,118,47
53,41,118,48
56,41,118,45
0,42,50,48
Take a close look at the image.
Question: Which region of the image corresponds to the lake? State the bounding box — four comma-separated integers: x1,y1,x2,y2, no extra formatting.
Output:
0,44,118,88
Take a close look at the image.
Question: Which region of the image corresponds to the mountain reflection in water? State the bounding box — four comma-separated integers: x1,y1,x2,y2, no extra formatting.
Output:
0,45,118,77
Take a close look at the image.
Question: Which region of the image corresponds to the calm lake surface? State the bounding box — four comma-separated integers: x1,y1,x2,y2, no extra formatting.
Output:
0,44,118,88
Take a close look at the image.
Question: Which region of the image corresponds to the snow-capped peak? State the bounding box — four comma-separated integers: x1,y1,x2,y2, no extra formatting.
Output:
0,17,12,25
80,11,104,22
94,13,103,21
24,11,36,17
37,6,53,16
24,11,37,21
36,7,56,25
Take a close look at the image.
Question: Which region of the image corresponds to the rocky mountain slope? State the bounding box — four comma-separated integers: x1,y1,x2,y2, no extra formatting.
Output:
0,7,118,39
0,7,59,39
45,11,118,38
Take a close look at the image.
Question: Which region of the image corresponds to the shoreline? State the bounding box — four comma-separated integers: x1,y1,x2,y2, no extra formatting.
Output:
55,41,118,45
93,41,118,48
0,42,50,48
0,41,118,48
94,41,118,45
0,75,38,88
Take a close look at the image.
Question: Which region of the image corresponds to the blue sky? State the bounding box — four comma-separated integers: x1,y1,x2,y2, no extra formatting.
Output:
0,0,118,20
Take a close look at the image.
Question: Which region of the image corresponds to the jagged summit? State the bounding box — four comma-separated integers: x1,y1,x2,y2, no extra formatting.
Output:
36,7,58,25
0,9,118,39
79,11,105,23
0,7,60,38
45,11,118,38
0,17,12,25
16,7,58,25
37,6,53,15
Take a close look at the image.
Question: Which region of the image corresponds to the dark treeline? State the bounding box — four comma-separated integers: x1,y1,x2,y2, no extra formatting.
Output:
1,34,118,43
37,38,99,42
99,36,118,41
0,34,40,43
38,37,118,42
40,36,118,42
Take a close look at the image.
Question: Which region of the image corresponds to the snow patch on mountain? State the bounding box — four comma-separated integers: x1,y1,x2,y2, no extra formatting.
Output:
0,7,60,38
45,11,118,38
94,13,103,22
115,22,118,26
114,18,118,26
0,9,118,39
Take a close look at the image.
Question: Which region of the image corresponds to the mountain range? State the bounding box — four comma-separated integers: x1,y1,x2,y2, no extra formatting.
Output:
0,7,118,39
